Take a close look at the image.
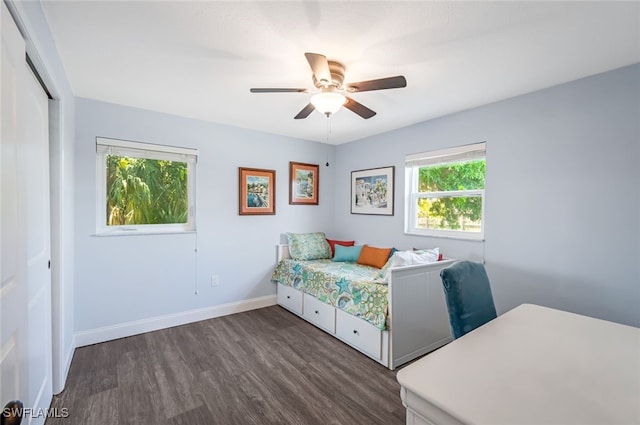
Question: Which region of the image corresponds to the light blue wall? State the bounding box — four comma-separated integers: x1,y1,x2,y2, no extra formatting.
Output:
74,65,639,333
334,64,640,327
74,98,335,332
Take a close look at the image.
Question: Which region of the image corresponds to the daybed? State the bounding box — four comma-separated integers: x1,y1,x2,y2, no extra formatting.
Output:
271,233,454,370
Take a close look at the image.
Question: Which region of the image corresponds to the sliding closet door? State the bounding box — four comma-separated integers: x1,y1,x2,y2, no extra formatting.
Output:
23,48,53,423
1,3,53,422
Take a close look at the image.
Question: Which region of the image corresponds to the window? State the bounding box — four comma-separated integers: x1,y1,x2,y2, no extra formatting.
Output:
405,142,486,240
96,137,197,235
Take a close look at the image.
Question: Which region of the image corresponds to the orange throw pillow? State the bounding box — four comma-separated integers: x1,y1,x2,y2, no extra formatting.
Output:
357,245,392,269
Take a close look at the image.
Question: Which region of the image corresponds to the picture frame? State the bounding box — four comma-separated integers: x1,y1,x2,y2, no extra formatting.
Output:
289,161,319,205
351,166,394,215
239,167,276,215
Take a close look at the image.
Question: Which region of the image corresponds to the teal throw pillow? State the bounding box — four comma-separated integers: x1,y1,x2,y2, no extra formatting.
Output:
332,244,363,262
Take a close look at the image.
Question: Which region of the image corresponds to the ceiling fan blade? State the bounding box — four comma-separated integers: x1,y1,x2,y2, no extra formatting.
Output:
250,88,308,93
344,97,376,119
346,76,407,92
294,103,315,119
304,52,332,86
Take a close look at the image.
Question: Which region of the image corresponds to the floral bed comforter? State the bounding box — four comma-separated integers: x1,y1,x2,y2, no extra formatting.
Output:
271,259,389,330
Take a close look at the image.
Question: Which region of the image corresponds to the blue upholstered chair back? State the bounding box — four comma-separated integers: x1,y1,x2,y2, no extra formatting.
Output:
440,260,497,339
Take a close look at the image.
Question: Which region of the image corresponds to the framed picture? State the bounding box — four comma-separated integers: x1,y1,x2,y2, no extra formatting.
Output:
289,161,319,205
351,166,394,215
239,167,276,215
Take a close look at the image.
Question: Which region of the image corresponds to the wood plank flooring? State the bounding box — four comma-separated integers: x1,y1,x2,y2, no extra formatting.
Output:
46,306,407,425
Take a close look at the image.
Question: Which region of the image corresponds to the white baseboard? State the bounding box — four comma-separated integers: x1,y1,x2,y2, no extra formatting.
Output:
64,336,75,376
54,337,75,394
74,295,277,348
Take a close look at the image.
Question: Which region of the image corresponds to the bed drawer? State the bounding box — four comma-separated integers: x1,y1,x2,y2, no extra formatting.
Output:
277,284,303,315
302,294,336,334
336,309,382,360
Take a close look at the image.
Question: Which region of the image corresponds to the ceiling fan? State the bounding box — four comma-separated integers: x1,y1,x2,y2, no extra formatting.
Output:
250,52,407,120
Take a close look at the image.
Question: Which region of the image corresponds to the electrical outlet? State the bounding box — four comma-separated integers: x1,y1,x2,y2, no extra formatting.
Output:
210,275,219,287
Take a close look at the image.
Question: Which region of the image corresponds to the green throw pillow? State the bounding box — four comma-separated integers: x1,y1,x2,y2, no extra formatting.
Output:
286,232,331,260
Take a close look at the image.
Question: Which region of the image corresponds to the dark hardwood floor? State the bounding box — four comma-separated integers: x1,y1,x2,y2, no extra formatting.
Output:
46,306,406,425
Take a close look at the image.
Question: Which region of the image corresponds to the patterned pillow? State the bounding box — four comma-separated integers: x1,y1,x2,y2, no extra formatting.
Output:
287,232,331,260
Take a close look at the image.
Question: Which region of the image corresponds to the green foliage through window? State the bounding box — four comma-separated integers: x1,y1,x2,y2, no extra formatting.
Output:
418,160,485,192
417,159,485,231
106,155,189,225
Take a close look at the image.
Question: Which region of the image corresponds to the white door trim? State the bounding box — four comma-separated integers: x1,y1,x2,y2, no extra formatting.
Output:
3,1,75,395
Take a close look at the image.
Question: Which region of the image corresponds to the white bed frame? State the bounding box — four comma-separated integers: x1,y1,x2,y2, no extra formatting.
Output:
275,244,454,370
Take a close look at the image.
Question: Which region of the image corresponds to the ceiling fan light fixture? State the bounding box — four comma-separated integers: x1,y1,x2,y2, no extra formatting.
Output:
250,52,406,120
310,92,346,116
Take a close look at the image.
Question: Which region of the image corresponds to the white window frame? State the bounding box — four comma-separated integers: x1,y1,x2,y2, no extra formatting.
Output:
95,137,198,236
405,142,486,240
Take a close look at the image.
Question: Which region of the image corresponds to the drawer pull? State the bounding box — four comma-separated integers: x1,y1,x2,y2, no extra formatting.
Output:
286,295,291,299
353,330,359,335
315,310,319,314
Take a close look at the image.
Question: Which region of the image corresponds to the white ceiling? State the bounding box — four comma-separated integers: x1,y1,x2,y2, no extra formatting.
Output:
42,1,639,144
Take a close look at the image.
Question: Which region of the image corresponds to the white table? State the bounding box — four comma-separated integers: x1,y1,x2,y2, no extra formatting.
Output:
396,303,640,425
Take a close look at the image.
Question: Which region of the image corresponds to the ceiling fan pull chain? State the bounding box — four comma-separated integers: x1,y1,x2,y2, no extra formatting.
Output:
325,116,331,167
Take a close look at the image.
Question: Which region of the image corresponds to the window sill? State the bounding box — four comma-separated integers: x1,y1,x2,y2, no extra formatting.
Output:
404,231,484,242
93,229,196,237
